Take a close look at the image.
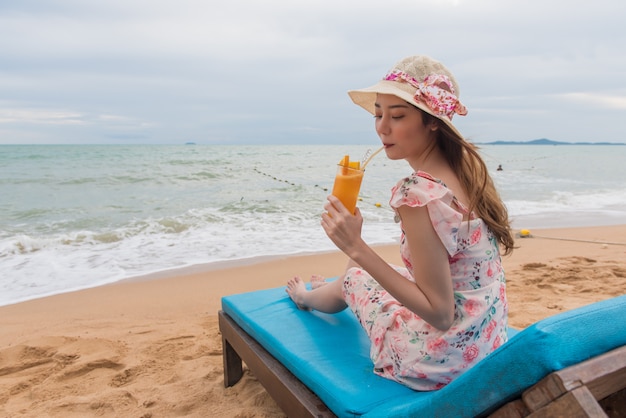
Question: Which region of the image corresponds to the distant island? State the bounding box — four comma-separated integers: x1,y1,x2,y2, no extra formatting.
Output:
479,138,625,146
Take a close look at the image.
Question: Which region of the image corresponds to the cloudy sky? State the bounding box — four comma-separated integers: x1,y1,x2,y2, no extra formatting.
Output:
1,0,625,145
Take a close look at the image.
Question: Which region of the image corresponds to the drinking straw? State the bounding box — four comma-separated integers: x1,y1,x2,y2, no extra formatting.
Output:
361,146,384,170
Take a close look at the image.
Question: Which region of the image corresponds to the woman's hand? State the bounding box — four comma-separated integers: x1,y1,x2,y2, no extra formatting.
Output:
321,195,364,255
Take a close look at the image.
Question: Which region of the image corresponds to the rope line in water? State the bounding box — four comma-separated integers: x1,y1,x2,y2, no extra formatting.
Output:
252,167,388,208
252,167,328,191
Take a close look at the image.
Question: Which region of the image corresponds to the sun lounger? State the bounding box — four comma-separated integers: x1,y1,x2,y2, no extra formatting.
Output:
219,283,626,417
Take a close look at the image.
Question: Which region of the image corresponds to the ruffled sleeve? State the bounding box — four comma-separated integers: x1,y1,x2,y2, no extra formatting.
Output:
389,171,463,256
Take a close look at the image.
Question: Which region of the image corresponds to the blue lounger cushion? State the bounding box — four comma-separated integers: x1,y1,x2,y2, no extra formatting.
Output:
221,284,626,418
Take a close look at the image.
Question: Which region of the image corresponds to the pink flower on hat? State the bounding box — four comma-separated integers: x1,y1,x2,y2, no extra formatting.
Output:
384,70,468,120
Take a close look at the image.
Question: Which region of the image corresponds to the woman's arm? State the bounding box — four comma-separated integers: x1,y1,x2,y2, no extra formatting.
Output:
322,196,455,330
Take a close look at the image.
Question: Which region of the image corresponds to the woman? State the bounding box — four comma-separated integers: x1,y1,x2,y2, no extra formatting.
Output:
286,55,514,390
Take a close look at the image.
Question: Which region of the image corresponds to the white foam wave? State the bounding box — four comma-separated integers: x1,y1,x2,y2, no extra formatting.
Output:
506,188,626,216
2,144,624,306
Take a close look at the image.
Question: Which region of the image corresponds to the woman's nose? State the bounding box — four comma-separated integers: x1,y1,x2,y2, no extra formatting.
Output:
376,116,390,136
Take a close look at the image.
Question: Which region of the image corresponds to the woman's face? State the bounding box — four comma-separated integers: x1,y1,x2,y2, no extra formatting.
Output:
374,93,438,162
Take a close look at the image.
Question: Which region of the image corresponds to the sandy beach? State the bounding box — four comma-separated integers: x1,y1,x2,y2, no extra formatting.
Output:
1,225,625,417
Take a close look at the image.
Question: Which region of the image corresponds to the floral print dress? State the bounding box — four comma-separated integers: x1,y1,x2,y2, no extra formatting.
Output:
341,171,508,391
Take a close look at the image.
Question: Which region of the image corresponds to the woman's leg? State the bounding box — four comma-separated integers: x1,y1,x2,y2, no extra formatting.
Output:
286,275,346,313
286,260,359,313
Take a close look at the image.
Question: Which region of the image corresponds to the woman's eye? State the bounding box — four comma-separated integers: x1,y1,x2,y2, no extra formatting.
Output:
374,114,404,119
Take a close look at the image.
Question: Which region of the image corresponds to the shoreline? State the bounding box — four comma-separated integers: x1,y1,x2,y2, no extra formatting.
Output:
119,223,626,281
1,225,625,417
0,247,373,308
3,222,625,309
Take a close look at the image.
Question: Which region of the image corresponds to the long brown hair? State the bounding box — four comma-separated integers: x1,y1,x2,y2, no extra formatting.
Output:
422,111,515,255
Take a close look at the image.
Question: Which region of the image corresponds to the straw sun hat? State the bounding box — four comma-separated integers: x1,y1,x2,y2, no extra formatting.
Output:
348,55,468,139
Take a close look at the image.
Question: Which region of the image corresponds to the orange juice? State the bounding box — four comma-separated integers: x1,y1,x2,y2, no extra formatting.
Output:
331,157,364,214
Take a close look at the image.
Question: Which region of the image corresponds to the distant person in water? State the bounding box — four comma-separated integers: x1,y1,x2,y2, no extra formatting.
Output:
286,54,514,391
497,164,503,171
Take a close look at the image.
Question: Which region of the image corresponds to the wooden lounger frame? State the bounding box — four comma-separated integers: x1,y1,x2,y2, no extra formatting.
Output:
219,310,626,418
490,344,626,417
219,311,335,417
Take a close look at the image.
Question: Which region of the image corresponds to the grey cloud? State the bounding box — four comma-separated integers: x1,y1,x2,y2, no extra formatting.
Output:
0,0,625,144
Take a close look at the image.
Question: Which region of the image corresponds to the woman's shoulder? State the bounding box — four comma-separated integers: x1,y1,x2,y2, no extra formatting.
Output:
390,171,453,209
395,170,446,188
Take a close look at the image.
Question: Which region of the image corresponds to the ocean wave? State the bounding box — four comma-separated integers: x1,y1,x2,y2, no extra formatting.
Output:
1,143,623,306
506,188,626,217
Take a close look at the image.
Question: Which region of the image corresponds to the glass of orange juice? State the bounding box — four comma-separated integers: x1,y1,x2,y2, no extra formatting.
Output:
331,156,364,214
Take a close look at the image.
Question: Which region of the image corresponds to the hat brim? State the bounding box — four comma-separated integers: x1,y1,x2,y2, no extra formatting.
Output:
348,80,465,141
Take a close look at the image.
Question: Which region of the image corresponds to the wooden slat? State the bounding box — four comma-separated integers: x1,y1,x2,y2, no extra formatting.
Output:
527,386,608,418
554,345,626,401
523,345,626,412
488,345,626,417
522,372,579,412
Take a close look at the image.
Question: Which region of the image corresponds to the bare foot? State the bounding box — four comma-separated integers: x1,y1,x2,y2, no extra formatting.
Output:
310,274,328,289
286,276,310,310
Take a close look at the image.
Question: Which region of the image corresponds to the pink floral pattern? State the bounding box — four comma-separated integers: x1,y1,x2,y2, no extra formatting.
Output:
383,70,468,120
341,171,508,391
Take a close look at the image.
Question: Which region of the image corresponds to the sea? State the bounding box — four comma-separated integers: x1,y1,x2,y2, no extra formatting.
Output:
1,144,625,307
